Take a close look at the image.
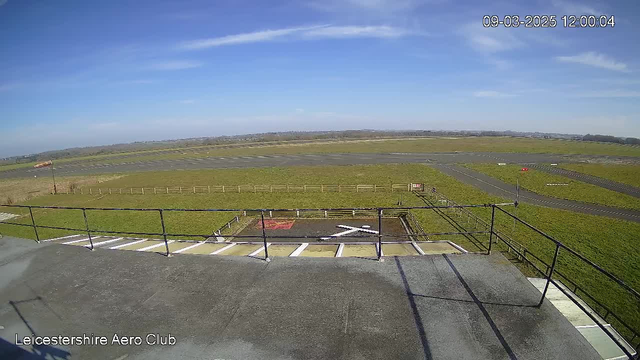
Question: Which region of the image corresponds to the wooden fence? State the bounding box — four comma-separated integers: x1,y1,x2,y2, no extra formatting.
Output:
65,184,416,195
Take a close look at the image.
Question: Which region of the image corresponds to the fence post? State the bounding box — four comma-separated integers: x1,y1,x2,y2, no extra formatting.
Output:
166,187,169,194
223,186,225,193
159,209,171,257
130,188,133,194
89,188,92,195
377,208,383,261
260,211,270,262
488,205,495,255
154,188,157,194
82,209,94,251
109,188,112,195
142,188,144,195
99,189,102,195
179,187,182,194
208,185,211,193
28,206,40,243
193,187,196,194
538,244,560,307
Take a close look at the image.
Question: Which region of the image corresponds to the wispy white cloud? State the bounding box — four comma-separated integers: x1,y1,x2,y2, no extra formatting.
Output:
179,25,415,50
146,60,203,71
555,52,628,72
459,23,523,53
0,0,7,7
302,25,413,38
473,90,516,98
178,25,328,50
551,0,602,16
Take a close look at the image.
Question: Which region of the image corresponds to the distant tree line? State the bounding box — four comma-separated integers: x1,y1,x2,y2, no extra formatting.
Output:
582,134,640,145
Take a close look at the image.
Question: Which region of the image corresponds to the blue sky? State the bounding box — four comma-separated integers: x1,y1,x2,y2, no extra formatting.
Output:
1,0,639,157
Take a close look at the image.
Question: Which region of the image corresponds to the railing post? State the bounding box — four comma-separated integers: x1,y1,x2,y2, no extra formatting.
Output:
377,208,383,261
82,209,94,251
538,244,560,307
488,205,495,255
159,209,171,257
28,206,40,243
260,211,270,262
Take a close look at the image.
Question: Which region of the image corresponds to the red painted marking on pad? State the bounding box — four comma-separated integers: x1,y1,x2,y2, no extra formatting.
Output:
256,219,296,230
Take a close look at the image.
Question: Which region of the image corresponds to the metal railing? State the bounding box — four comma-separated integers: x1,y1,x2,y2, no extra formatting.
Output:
491,205,639,359
0,201,638,358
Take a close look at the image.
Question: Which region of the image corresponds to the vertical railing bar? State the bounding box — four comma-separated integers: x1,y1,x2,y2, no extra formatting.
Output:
377,208,383,261
159,209,171,257
261,211,270,262
28,206,40,243
488,205,495,255
82,209,94,251
538,244,560,307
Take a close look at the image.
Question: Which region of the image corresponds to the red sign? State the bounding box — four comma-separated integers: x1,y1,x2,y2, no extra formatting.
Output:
33,161,53,169
256,219,296,230
521,168,529,171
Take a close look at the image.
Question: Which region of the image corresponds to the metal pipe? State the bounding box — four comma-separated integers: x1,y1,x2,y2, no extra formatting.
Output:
488,205,495,255
51,160,57,195
260,211,270,262
82,209,94,251
28,206,40,243
377,208,383,261
538,244,560,307
159,209,171,257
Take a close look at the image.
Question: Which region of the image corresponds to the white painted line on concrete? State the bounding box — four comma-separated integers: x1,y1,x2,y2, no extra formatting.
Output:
248,243,271,257
377,243,384,257
412,242,426,255
62,237,95,245
447,241,468,254
174,242,205,254
138,240,174,252
336,243,344,257
575,324,611,329
86,237,123,248
290,243,308,257
211,243,236,255
42,234,80,242
110,239,146,249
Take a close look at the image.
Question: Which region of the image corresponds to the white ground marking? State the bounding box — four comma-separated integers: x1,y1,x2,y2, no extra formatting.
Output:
174,241,205,253
320,225,378,240
110,239,146,249
336,243,345,257
86,237,123,248
411,242,426,255
62,237,97,245
42,234,80,242
290,243,309,257
211,243,236,255
248,243,271,257
137,240,174,252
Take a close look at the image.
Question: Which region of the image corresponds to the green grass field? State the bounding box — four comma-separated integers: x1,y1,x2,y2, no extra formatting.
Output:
1,163,638,342
560,163,640,188
3,136,640,173
464,163,640,211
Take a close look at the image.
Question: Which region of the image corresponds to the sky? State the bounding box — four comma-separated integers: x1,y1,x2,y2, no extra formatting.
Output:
1,0,639,157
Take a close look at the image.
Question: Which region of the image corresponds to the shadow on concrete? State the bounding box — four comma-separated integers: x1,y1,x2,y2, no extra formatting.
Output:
1,298,71,360
441,254,518,360
394,257,433,360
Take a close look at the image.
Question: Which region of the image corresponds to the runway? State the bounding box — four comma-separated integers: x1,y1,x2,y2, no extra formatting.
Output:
2,151,636,179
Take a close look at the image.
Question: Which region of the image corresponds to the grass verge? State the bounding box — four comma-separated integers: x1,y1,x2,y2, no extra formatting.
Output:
560,163,640,188
463,163,640,211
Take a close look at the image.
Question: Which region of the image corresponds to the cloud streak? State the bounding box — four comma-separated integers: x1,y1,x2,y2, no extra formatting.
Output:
146,60,203,70
178,25,414,50
555,52,628,71
473,90,516,98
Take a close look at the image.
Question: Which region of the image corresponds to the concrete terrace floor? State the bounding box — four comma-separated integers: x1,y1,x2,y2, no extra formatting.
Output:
0,237,600,360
